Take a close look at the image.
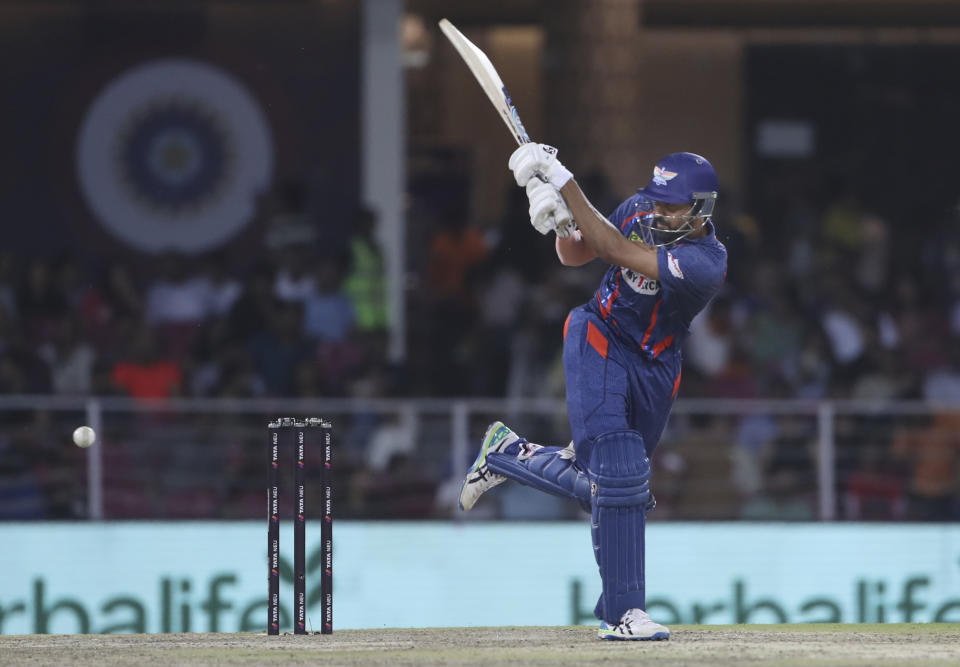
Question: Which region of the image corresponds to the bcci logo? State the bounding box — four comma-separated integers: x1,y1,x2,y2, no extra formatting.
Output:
75,58,274,253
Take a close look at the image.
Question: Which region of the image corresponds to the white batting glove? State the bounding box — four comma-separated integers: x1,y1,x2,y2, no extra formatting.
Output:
554,212,576,239
509,143,574,189
526,179,574,237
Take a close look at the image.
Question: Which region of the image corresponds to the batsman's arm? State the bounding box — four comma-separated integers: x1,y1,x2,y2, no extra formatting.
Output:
559,180,660,279
555,230,596,266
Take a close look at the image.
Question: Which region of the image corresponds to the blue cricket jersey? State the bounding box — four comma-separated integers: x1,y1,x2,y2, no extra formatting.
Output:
586,193,727,363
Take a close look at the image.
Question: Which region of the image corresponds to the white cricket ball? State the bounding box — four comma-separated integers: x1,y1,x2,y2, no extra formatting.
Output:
73,426,97,448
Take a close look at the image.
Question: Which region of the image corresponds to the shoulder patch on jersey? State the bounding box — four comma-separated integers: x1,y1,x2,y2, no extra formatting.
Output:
667,252,684,279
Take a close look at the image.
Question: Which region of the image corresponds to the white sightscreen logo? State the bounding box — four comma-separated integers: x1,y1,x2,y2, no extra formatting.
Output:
75,58,274,253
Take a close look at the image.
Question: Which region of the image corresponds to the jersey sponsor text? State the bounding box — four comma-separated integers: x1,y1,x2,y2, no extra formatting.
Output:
622,268,660,295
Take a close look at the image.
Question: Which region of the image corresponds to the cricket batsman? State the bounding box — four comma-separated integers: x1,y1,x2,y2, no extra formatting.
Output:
459,146,727,640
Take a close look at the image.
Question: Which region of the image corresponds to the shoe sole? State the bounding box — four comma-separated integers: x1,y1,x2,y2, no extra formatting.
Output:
597,630,670,641
598,622,670,641
457,421,510,511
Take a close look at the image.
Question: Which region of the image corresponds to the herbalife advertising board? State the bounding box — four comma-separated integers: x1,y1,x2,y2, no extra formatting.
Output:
1,522,959,634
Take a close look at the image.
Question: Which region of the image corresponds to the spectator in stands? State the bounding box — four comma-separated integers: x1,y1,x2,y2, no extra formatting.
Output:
303,254,355,343
473,253,528,394
262,180,317,252
227,266,277,344
78,262,144,351
247,302,312,396
56,257,90,312
820,280,868,395
202,341,266,399
685,295,733,381
100,262,144,322
922,339,960,402
144,253,212,327
273,249,316,303
820,192,865,265
851,344,915,400
661,414,740,519
144,254,213,360
844,442,906,520
892,415,960,520
37,315,95,395
343,207,388,335
17,259,67,342
738,415,816,521
205,253,243,317
110,326,183,401
853,214,890,296
416,210,489,393
793,328,832,399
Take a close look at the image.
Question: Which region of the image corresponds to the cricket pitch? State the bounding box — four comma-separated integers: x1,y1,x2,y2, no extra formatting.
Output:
2,624,959,666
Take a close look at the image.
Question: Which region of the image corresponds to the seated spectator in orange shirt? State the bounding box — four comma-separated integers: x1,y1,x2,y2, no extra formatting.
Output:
892,414,960,521
110,327,182,400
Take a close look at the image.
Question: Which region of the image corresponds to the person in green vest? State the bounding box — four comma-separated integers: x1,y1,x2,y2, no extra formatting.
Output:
343,207,388,334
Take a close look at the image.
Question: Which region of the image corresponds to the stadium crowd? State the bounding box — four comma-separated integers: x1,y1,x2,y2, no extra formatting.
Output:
1,175,959,522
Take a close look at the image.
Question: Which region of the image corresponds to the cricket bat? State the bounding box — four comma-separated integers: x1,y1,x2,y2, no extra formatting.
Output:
438,18,532,146
439,18,570,234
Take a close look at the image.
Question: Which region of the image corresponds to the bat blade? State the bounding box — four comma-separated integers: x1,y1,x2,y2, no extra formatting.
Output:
438,18,531,146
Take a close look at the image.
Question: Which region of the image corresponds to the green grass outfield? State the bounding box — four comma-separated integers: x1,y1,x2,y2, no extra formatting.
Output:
1,624,958,666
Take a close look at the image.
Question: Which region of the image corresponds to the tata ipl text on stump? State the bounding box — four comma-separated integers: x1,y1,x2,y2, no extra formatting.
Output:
267,418,333,635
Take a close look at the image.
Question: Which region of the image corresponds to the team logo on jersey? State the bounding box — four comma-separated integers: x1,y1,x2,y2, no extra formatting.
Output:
622,268,660,295
653,165,678,186
667,252,685,279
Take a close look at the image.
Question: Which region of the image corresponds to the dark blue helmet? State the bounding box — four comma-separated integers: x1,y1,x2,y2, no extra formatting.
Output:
635,152,718,246
637,152,718,204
